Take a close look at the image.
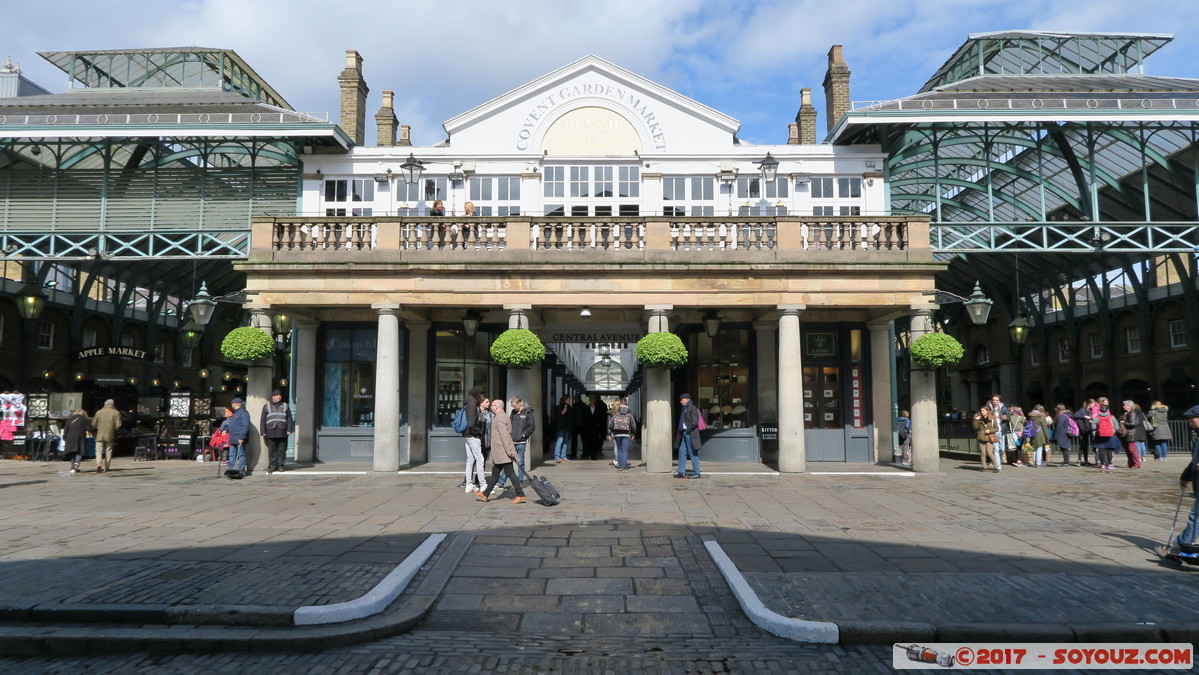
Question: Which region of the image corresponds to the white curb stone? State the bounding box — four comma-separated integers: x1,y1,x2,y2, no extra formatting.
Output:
703,539,839,644
294,532,447,626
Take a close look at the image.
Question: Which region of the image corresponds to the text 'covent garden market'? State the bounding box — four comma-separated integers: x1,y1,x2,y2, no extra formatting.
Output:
4,31,1198,475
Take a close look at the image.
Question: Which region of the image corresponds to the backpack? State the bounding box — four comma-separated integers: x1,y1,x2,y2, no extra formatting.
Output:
1095,411,1116,437
1065,415,1080,437
612,414,632,433
1023,419,1037,438
696,410,707,431
451,405,470,433
898,417,911,440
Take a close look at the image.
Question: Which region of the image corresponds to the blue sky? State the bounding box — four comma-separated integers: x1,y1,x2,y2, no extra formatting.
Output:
7,0,1199,145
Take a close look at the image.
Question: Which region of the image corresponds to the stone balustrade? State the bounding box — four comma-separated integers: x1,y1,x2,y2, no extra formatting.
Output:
254,216,929,260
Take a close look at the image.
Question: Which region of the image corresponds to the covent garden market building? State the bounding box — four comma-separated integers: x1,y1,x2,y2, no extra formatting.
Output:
2,31,1199,474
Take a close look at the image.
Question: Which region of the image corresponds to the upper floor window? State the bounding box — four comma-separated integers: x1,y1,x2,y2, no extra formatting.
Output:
1126,326,1143,354
324,179,373,216
811,177,861,199
736,176,789,200
37,320,53,350
82,327,98,348
469,177,521,216
397,177,448,215
1057,339,1070,363
1089,333,1103,359
1029,344,1041,366
618,166,640,198
154,342,165,364
1170,319,1187,348
544,166,565,198
663,176,716,216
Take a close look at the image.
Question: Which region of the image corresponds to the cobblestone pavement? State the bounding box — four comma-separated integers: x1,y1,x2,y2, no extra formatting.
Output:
0,454,1194,671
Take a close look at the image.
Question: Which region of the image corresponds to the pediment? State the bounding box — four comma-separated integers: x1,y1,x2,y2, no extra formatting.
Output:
443,55,740,155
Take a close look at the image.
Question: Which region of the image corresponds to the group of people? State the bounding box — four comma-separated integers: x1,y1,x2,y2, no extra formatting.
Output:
971,394,1175,473
216,390,295,479
60,398,122,473
458,388,534,504
549,394,613,462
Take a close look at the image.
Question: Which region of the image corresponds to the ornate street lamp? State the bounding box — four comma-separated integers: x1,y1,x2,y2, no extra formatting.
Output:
1008,312,1031,345
400,153,425,186
187,282,216,327
462,310,481,337
271,311,293,336
19,282,46,320
180,321,203,349
962,282,994,326
754,152,779,183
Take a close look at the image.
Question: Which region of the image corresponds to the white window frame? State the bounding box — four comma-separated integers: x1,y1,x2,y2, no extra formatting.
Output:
82,327,98,348
324,178,374,216
1029,345,1041,366
1126,326,1143,354
1089,333,1103,359
1170,319,1187,348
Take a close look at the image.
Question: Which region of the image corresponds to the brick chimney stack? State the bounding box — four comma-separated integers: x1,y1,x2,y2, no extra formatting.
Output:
338,50,369,146
797,88,818,144
822,45,851,133
398,124,412,147
375,90,397,147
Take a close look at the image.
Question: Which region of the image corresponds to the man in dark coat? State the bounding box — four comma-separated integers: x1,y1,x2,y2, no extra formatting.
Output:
585,394,608,460
260,390,294,474
570,394,589,460
224,398,251,479
673,393,702,479
62,408,92,474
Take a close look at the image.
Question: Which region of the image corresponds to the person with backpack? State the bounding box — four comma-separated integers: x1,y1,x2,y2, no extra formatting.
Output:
1007,405,1026,466
1092,397,1122,471
897,410,912,466
1026,405,1051,467
608,403,636,471
459,388,487,492
1052,404,1076,467
1119,400,1145,469
971,406,1002,473
1148,400,1172,462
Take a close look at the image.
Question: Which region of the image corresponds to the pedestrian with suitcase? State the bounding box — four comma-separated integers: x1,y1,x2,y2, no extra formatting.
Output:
475,399,527,504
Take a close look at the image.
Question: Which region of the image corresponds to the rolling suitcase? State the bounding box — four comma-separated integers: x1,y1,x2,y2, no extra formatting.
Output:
517,463,561,506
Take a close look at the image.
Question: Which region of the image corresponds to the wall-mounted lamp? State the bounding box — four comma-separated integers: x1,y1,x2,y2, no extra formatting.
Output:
462,310,481,337
702,311,722,339
42,370,52,379
18,281,46,320
580,307,592,318
180,321,202,349
44,280,58,288
74,372,84,381
127,376,137,385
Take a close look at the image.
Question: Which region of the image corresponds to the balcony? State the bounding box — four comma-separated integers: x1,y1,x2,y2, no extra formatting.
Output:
250,216,932,265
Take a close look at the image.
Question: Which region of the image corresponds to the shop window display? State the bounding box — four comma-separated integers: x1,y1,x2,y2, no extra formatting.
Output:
695,328,750,429
433,330,501,427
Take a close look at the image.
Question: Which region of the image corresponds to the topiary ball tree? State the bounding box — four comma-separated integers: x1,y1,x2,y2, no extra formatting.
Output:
636,332,689,369
909,332,965,369
489,328,546,367
220,326,276,362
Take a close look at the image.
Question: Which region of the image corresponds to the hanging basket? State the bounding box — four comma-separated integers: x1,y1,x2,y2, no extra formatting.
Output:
909,332,964,369
489,329,546,367
635,332,688,369
219,326,275,362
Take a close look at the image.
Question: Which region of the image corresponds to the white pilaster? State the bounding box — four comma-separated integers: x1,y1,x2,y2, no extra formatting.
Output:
372,304,401,472
777,306,805,473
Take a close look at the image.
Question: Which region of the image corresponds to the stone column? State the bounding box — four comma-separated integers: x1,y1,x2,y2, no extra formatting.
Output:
504,306,543,471
246,309,274,474
644,306,673,473
372,304,401,472
867,320,895,464
404,320,430,466
909,306,939,473
292,318,319,464
777,306,805,473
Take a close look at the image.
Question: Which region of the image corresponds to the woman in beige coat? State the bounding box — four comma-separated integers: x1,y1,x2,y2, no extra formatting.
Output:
476,399,527,503
972,406,1001,473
